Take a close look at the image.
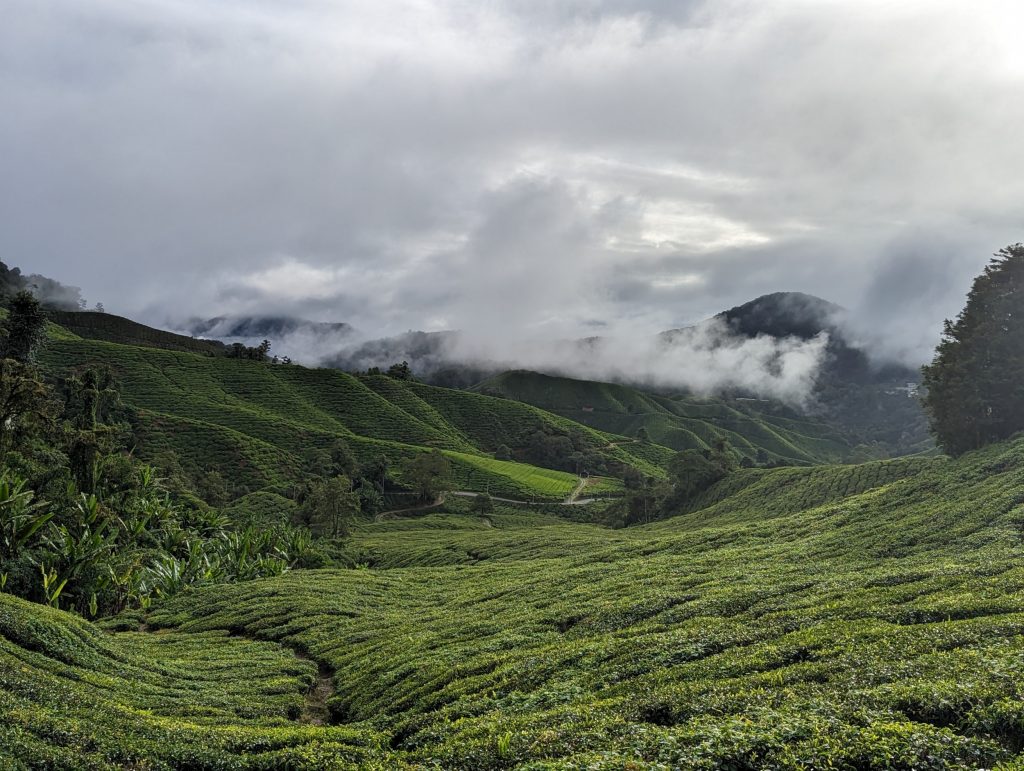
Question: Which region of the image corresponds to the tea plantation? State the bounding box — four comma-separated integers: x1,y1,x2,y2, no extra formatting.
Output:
37,335,649,501
5,436,1024,768
475,370,859,464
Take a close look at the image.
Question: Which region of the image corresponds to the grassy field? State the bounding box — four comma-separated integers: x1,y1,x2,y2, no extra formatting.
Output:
6,437,1024,767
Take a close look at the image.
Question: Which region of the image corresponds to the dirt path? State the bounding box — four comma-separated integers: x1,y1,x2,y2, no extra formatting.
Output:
374,494,445,521
297,653,335,726
606,438,639,449
375,480,615,519
565,477,590,504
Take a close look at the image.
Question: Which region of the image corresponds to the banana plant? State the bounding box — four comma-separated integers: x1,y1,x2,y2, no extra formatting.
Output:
0,472,53,560
39,565,67,608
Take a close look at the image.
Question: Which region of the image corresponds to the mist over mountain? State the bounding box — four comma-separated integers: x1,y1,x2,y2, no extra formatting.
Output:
0,259,87,311
312,291,917,405
181,315,356,362
189,316,354,340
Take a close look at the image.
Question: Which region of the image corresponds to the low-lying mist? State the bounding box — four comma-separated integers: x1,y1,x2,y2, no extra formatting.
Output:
255,317,834,407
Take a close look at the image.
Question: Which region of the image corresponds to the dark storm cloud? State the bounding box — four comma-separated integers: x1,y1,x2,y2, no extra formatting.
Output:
2,0,1023,368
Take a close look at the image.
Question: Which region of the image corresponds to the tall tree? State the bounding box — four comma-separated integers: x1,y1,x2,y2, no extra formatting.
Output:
296,475,360,537
405,451,452,502
1,291,47,363
0,360,59,461
921,244,1024,456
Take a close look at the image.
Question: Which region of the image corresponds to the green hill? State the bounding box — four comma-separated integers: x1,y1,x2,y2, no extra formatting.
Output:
6,436,1024,767
47,309,227,356
38,334,655,501
476,369,856,464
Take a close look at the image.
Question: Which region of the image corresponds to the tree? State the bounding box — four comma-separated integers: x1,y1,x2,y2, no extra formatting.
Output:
404,451,452,502
624,475,671,525
0,360,59,462
356,482,383,515
667,449,727,501
635,426,651,443
63,368,124,495
387,361,413,380
198,469,231,507
1,291,47,363
470,492,494,513
361,454,391,493
921,244,1024,456
494,444,512,461
296,475,360,537
328,438,357,479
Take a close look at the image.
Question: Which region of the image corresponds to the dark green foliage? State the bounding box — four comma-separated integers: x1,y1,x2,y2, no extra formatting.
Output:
470,491,494,513
294,475,360,537
1,291,47,363
922,244,1024,456
665,438,735,507
387,360,414,380
404,450,453,501
0,359,60,461
0,360,329,617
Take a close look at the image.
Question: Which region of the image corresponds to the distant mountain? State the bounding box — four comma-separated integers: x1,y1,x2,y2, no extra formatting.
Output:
659,292,928,454
663,291,918,386
322,329,456,371
188,316,354,340
718,291,843,340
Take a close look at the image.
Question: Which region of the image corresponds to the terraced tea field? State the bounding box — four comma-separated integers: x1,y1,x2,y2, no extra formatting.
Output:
38,334,649,501
6,438,1024,768
444,451,580,499
476,369,859,464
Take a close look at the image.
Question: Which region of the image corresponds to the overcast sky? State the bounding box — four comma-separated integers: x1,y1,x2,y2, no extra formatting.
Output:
3,0,1024,363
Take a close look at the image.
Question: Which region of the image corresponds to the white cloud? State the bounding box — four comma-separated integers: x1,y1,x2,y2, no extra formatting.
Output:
2,0,1022,365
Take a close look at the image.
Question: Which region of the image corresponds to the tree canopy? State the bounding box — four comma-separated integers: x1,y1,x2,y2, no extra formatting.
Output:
1,291,47,363
921,244,1024,456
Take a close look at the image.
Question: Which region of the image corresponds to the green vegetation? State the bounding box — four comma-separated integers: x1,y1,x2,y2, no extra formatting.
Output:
923,243,1024,456
47,309,227,356
6,258,1022,768
476,369,859,465
442,451,579,499
38,335,657,501
6,437,1024,767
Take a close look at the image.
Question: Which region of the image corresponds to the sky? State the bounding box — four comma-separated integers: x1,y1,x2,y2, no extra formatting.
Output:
3,0,1024,366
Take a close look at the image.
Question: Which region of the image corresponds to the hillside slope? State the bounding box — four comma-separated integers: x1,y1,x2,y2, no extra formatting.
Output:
6,438,1024,767
39,335,663,500
47,309,226,356
476,369,855,464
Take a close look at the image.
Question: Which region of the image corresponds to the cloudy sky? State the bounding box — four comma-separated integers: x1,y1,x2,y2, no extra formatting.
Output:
3,0,1024,363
